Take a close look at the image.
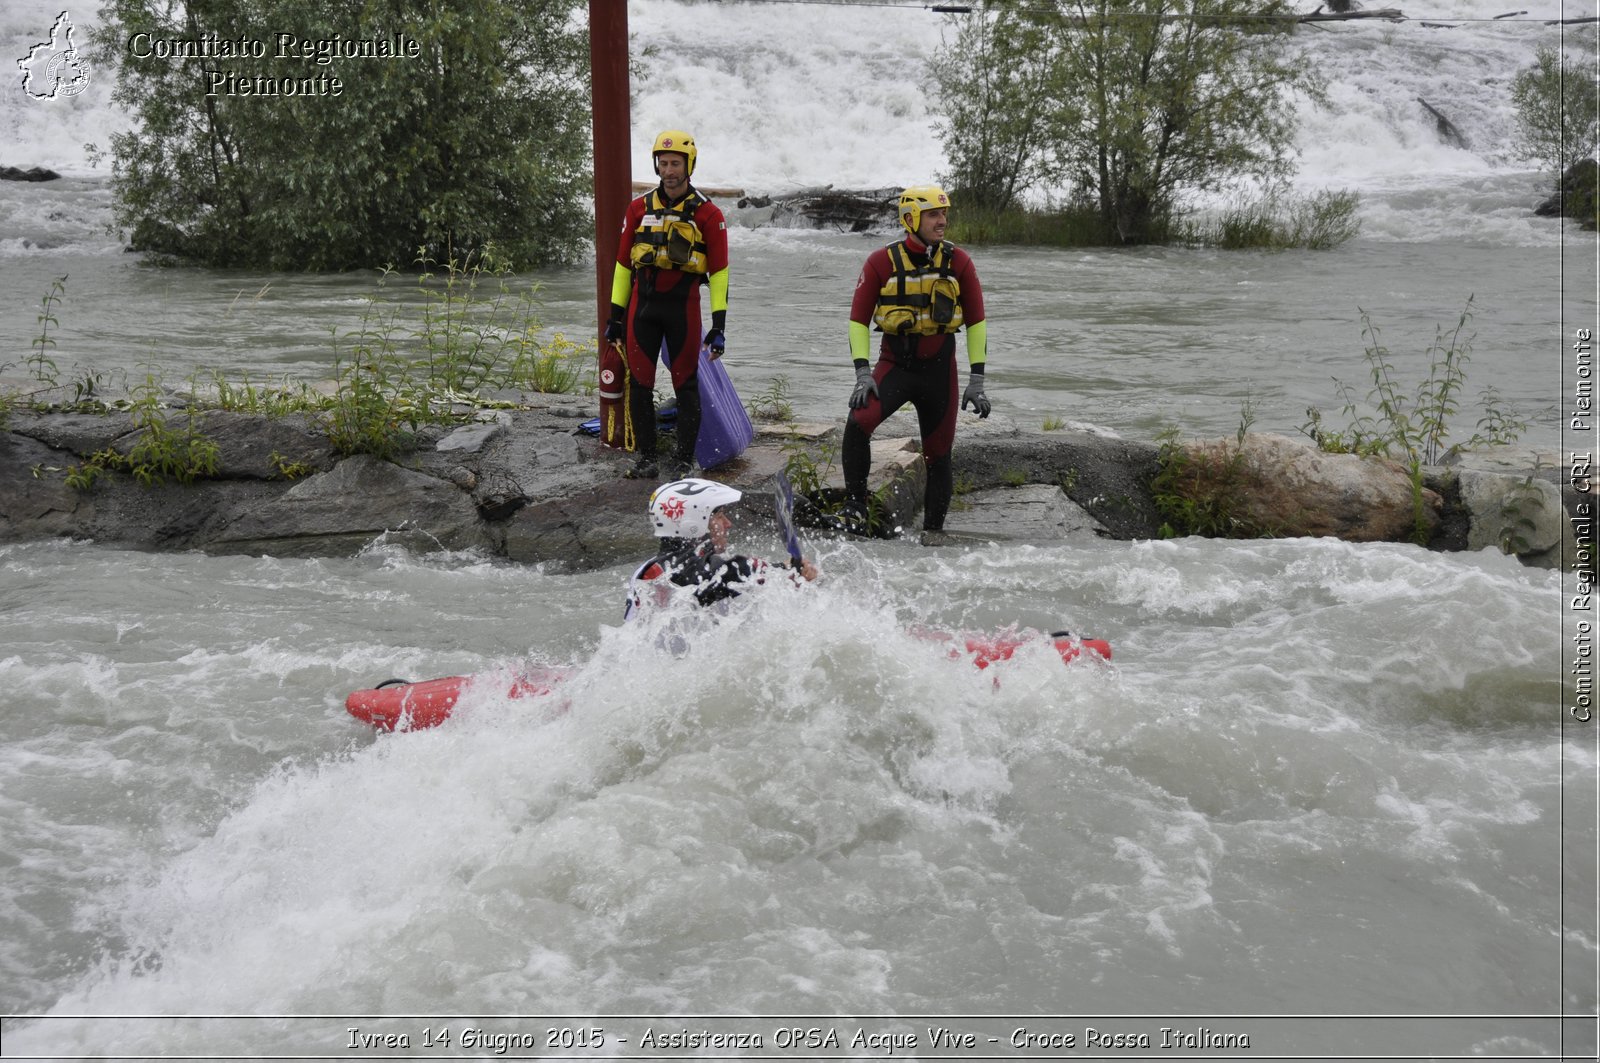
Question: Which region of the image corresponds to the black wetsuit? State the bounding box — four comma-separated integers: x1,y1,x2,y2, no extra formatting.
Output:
624,536,768,619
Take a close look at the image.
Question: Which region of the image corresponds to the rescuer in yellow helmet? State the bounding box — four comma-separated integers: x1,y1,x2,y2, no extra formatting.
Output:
603,129,731,480
841,184,990,543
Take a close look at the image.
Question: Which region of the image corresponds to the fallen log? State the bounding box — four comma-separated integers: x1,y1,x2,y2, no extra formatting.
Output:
1418,97,1470,150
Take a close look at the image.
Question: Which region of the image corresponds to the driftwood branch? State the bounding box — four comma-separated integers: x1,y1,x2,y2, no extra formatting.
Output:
1299,8,1407,23
1417,97,1470,150
735,186,899,233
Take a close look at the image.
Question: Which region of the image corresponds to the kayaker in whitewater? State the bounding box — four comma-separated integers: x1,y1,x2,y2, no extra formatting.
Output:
605,129,730,481
841,184,990,545
624,478,818,620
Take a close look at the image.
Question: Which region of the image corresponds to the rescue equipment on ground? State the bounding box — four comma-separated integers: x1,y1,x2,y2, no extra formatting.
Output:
694,346,754,470
598,340,633,450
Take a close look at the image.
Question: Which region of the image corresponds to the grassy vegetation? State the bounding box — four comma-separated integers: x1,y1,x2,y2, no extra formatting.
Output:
1191,189,1362,251
749,374,796,424
64,370,221,488
9,258,597,488
948,188,1361,250
1151,395,1274,539
1300,297,1526,543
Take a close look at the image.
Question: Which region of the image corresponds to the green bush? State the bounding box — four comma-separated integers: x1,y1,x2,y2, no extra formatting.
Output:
89,0,591,270
1300,298,1528,543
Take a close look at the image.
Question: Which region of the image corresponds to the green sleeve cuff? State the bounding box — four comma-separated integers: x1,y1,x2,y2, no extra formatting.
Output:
610,262,633,308
708,268,729,314
965,318,988,368
849,320,872,363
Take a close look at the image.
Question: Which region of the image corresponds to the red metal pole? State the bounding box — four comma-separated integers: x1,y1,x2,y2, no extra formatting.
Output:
589,0,631,337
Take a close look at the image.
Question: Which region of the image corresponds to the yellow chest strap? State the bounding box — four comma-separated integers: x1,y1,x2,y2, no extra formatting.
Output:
872,242,963,336
630,189,710,274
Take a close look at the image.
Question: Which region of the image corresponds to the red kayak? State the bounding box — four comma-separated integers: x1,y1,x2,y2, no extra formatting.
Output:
914,628,1113,669
344,667,569,731
347,630,1110,731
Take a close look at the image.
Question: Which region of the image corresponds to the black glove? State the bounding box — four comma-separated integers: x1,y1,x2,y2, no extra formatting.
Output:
604,308,626,346
962,374,991,418
849,364,879,410
703,328,725,358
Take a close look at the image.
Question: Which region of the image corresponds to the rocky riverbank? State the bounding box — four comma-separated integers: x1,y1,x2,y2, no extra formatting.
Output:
0,390,1586,572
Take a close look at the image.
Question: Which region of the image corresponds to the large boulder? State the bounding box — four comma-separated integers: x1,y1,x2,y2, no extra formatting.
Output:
1178,432,1441,542
1455,468,1569,560
192,410,337,479
0,166,61,182
953,484,1110,541
1534,159,1599,230
205,454,489,557
0,430,89,539
951,416,1164,540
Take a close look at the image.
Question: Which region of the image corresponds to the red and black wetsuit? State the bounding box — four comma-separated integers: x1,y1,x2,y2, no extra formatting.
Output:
845,235,987,531
613,185,730,466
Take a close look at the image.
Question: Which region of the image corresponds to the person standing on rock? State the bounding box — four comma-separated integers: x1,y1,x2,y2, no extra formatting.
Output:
605,130,730,480
842,184,989,542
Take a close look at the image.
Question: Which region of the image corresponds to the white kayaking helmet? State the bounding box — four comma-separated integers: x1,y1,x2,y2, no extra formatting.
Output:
649,477,742,538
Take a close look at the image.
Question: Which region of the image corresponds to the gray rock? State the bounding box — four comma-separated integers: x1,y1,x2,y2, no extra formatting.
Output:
0,430,87,538
9,409,137,455
955,483,1111,541
194,410,337,479
435,419,506,454
1457,469,1567,558
207,455,489,557
951,417,1163,540
0,403,1575,570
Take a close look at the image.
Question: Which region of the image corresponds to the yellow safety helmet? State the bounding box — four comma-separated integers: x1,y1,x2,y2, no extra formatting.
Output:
652,129,697,177
898,184,951,235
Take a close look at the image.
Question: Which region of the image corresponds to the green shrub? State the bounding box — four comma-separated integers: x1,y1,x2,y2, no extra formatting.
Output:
1300,298,1527,543
1152,398,1269,538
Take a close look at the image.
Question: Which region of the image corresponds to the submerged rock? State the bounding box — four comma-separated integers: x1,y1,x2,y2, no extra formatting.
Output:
0,165,61,182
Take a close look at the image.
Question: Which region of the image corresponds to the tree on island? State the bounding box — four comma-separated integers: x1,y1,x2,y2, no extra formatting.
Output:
933,0,1325,243
88,0,592,270
1511,41,1599,229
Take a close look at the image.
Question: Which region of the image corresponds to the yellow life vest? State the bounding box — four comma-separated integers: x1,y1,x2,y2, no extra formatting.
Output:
872,241,963,336
629,188,710,274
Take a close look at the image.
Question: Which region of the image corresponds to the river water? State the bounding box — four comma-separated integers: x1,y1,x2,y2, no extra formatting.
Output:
1,0,1595,1059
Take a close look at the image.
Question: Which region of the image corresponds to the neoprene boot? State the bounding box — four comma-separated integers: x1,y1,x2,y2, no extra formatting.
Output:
672,375,702,469
923,454,953,532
